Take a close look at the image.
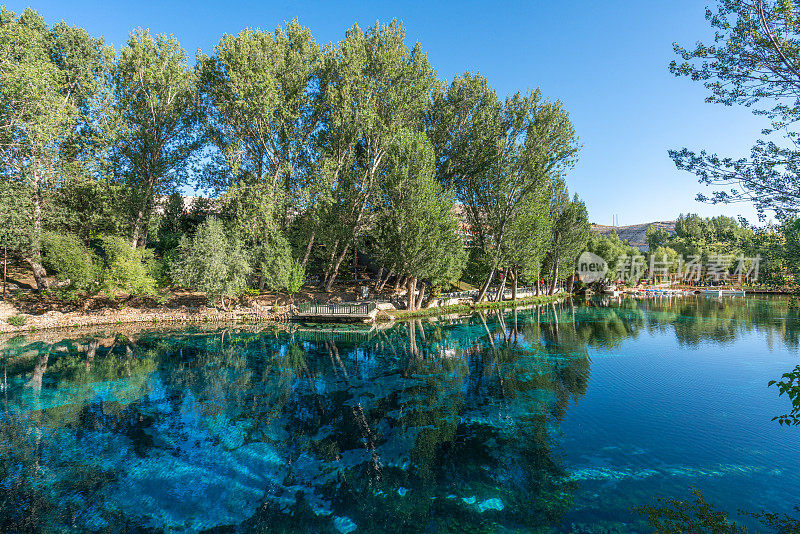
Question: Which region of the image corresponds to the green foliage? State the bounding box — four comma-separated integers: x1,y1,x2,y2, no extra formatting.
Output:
428,72,579,298
636,487,800,534
645,224,670,251
634,487,748,534
153,192,185,253
373,128,466,289
172,217,252,307
507,196,553,284
6,315,26,327
98,236,157,296
286,259,306,295
253,229,292,292
41,231,99,290
585,231,629,277
0,9,592,305
197,20,322,217
546,190,591,284
671,0,800,220
114,29,199,247
769,365,800,426
314,19,437,290
592,213,800,287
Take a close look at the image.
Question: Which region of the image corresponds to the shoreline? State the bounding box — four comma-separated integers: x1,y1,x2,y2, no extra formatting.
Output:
0,294,568,335
0,305,292,335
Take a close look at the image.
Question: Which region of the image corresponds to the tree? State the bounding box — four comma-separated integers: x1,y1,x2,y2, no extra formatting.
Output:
586,230,631,281
316,20,436,292
197,20,322,232
0,8,75,289
428,74,579,302
172,217,251,308
222,180,292,291
546,191,590,295
98,236,158,296
41,231,99,290
286,259,306,298
153,192,185,253
671,0,800,220
645,224,670,251
114,29,199,248
504,189,553,297
373,128,466,310
47,20,121,244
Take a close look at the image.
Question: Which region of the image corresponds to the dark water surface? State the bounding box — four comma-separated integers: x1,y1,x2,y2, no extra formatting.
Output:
1,296,799,533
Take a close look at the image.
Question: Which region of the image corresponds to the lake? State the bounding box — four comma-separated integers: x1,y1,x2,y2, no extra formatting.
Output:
1,296,798,533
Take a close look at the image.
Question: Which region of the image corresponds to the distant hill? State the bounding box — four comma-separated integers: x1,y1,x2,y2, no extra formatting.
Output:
591,221,676,252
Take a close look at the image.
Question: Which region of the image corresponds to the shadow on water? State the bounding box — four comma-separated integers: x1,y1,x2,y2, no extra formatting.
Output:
0,296,798,532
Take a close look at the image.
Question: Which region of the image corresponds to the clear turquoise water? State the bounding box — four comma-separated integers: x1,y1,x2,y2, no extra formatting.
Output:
1,297,798,533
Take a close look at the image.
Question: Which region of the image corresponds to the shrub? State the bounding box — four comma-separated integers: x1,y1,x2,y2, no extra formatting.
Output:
98,236,158,296
6,315,26,327
172,217,252,308
286,259,306,296
42,232,100,290
253,230,292,291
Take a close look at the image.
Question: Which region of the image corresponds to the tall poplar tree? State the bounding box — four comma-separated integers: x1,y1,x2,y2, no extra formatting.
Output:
197,20,322,221
316,20,436,292
114,29,199,248
546,189,590,295
0,8,74,289
197,21,322,283
429,77,579,302
373,129,466,309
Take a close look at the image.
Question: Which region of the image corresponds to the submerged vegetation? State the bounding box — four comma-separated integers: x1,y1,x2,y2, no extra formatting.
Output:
1,297,799,532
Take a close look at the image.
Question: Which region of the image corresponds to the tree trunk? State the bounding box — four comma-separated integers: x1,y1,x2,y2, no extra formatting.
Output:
406,277,417,310
377,264,393,292
301,230,316,269
26,259,48,291
324,241,351,292
374,263,385,289
353,247,358,284
476,266,496,303
131,172,157,249
131,201,146,248
494,269,509,302
323,239,340,287
512,268,518,301
549,260,559,295
395,274,406,292
27,168,48,291
416,281,426,309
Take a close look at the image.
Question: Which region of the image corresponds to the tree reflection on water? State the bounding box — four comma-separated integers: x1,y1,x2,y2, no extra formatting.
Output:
0,296,798,532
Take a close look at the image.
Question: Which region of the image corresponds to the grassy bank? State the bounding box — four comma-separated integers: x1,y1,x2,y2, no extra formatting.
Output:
391,294,565,320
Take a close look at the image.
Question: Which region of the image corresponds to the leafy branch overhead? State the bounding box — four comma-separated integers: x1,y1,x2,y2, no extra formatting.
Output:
671,0,800,221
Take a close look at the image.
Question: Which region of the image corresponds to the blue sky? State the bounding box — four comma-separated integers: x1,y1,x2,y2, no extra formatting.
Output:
6,0,772,225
